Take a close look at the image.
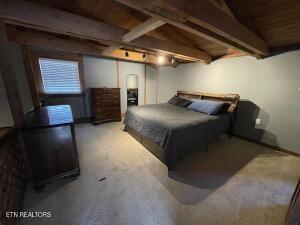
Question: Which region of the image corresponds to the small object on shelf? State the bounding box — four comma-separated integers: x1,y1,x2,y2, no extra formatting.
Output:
90,88,121,125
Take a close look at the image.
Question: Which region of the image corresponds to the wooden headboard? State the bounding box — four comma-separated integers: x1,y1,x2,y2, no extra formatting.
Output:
177,90,240,113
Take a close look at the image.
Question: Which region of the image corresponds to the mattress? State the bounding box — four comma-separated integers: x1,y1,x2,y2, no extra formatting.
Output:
124,103,231,167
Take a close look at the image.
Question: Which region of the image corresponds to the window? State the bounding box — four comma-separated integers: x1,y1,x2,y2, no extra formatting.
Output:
39,58,81,94
31,51,84,96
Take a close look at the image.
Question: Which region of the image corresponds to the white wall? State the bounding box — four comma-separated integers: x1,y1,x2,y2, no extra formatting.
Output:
83,57,177,112
145,65,158,105
158,51,300,154
157,66,179,103
83,57,146,113
83,57,118,88
127,74,138,89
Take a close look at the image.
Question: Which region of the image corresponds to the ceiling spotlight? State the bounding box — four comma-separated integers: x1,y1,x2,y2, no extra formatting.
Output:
157,55,166,65
125,50,129,58
168,58,176,64
142,53,146,60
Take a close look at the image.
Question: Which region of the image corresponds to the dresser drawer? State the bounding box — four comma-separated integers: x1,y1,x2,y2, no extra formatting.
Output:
94,98,120,106
94,113,121,121
94,106,120,114
92,89,120,95
94,93,120,101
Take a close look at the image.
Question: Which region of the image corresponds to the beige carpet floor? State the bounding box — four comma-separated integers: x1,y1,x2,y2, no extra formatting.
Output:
18,122,300,225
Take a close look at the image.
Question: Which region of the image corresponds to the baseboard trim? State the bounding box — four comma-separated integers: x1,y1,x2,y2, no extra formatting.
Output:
233,134,300,158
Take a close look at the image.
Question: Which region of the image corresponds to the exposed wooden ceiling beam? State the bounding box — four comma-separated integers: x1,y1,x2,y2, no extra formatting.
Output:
6,26,106,56
6,26,175,66
102,44,123,55
118,6,201,50
158,0,268,55
122,16,165,42
103,16,165,54
213,52,247,61
223,0,257,33
208,0,236,19
0,0,211,63
114,0,269,56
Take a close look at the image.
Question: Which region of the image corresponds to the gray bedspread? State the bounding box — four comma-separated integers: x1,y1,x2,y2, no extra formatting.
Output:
124,103,230,167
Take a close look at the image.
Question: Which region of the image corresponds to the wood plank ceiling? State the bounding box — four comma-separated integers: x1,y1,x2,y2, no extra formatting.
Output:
27,0,240,58
4,0,300,63
242,0,300,48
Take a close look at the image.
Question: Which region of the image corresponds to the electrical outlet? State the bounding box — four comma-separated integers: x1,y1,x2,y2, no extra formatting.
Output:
255,118,261,125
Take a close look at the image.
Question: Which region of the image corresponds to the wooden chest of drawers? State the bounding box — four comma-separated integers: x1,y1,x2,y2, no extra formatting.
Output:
91,88,121,124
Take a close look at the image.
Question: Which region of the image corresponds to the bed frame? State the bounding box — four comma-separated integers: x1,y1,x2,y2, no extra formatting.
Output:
125,90,240,168
176,90,240,113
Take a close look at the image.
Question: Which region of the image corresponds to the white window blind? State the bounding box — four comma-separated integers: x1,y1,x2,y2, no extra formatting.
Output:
39,58,81,94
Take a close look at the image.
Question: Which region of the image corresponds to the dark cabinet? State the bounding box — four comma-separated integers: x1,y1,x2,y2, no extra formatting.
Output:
127,88,138,106
21,105,80,189
90,88,121,124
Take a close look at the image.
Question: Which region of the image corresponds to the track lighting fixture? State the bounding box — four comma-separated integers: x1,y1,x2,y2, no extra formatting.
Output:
125,50,129,58
169,58,175,64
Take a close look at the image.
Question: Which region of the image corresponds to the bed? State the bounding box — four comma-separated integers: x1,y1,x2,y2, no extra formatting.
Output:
124,90,240,169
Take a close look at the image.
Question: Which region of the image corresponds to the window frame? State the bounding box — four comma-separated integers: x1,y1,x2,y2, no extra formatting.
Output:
31,51,85,97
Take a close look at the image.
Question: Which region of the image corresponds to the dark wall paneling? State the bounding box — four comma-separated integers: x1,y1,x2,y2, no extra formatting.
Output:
0,128,28,225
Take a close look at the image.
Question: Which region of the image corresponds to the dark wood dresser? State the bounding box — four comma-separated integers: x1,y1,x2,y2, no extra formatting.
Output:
20,105,80,190
90,88,121,124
